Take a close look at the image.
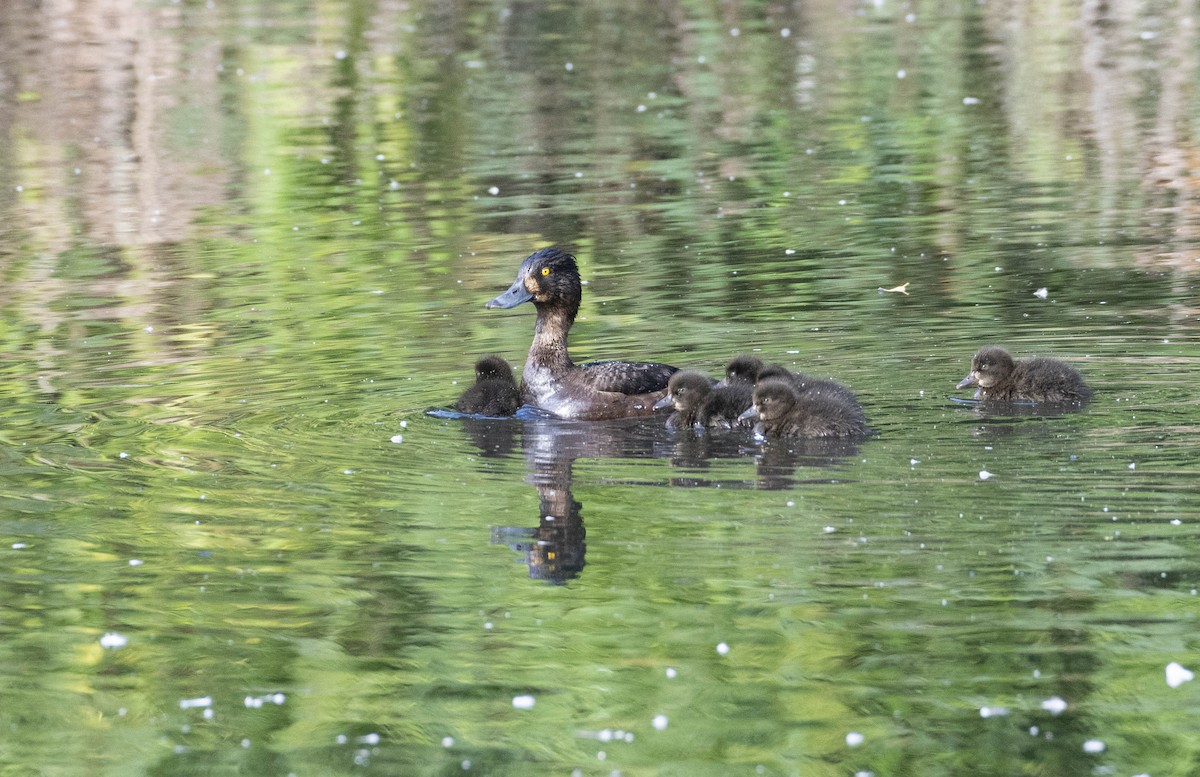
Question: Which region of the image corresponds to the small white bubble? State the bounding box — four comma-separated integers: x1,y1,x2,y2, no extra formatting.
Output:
1040,696,1068,715
665,667,677,679
1082,739,1105,753
846,731,864,747
390,434,404,444
119,452,130,459
129,559,143,566
652,714,668,730
729,27,740,36
359,733,380,745
179,696,212,709
1167,661,1195,687
1034,287,1048,299
636,104,647,112
564,62,574,71
100,633,129,649
963,96,980,105
716,642,730,655
979,470,993,480
896,69,906,79
442,736,455,748
780,27,791,37
335,50,347,60
487,186,500,195
1128,462,1136,470
512,694,536,709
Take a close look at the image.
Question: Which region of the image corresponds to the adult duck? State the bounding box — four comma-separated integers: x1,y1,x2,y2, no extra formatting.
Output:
957,345,1092,404
485,247,678,420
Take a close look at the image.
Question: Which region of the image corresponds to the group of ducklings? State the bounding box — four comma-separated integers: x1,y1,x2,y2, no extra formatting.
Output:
451,247,1093,438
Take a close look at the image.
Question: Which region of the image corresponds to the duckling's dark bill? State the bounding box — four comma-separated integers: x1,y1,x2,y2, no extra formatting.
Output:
485,278,533,309
956,373,977,389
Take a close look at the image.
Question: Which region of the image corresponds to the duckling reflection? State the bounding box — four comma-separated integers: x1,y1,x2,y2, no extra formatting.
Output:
455,407,866,581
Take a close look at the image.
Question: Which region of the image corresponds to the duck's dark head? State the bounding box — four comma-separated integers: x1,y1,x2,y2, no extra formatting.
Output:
722,355,764,386
474,354,515,383
745,377,799,423
485,247,582,321
652,370,713,412
957,345,1014,389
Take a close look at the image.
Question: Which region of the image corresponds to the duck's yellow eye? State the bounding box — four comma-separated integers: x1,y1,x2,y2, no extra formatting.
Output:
541,267,551,277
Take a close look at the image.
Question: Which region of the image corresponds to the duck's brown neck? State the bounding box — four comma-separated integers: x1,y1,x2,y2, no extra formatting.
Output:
528,303,575,370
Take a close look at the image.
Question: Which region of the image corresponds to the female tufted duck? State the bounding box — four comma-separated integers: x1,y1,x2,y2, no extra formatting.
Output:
738,377,870,438
652,369,753,430
485,247,678,420
455,354,521,416
957,346,1092,403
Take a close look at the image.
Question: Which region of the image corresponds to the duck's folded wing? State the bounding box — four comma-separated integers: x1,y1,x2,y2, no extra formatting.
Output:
576,360,677,394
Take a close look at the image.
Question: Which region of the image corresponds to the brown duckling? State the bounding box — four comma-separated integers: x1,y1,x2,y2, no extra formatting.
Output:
455,354,521,416
738,377,870,438
486,247,677,420
719,354,765,387
957,345,1092,403
756,363,861,406
653,369,754,430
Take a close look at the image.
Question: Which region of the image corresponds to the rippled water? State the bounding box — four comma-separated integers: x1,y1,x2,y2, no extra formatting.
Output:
1,0,1199,775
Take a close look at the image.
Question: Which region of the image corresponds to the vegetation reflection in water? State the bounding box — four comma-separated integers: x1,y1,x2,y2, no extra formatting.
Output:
0,0,1198,775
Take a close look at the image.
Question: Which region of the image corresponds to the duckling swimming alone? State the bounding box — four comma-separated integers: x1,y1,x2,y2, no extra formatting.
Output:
455,354,521,416
652,369,754,430
738,377,870,438
485,247,678,420
957,345,1092,403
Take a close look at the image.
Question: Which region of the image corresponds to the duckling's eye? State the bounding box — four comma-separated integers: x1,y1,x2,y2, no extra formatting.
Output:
541,267,551,277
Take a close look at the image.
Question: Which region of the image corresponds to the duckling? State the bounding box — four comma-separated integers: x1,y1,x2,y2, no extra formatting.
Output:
652,369,754,431
455,354,521,416
485,247,678,420
720,354,765,386
738,377,870,438
756,363,861,406
957,345,1092,403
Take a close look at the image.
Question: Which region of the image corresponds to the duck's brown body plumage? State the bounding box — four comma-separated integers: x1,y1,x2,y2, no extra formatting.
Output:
957,346,1092,403
486,247,678,420
456,354,521,416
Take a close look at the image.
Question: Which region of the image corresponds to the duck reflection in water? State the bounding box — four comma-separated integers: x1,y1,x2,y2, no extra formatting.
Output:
455,407,865,583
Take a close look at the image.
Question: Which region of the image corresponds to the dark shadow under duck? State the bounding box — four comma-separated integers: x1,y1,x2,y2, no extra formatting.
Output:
652,369,753,431
957,345,1092,404
455,354,521,416
739,377,870,438
486,247,678,420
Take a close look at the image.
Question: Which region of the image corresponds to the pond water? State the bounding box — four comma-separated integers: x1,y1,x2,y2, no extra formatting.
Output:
1,0,1199,775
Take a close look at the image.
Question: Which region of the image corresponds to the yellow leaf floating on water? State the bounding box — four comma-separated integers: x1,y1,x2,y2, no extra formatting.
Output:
878,282,910,295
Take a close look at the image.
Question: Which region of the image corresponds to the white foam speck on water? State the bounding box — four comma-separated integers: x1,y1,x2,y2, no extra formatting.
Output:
652,714,668,731
1129,462,1136,469
1040,696,1068,715
119,452,129,459
1034,287,1048,299
979,470,993,480
963,96,980,105
824,526,836,533
1083,740,1105,753
100,632,128,649
512,694,536,709
979,706,1009,718
390,434,404,444
487,186,500,195
12,543,26,549
179,696,212,709
716,642,730,655
359,733,380,745
1167,661,1195,687
846,731,864,747
442,736,454,747
665,667,677,679
129,559,143,566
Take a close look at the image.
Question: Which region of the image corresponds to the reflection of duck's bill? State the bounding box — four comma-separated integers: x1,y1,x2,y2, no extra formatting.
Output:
737,406,759,423
485,277,533,309
956,372,978,389
651,394,675,411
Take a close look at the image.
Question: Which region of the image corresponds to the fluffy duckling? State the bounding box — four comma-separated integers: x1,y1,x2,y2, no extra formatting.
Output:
455,355,521,416
486,247,677,420
653,369,754,430
720,354,765,386
756,364,861,406
738,377,870,438
957,345,1092,403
